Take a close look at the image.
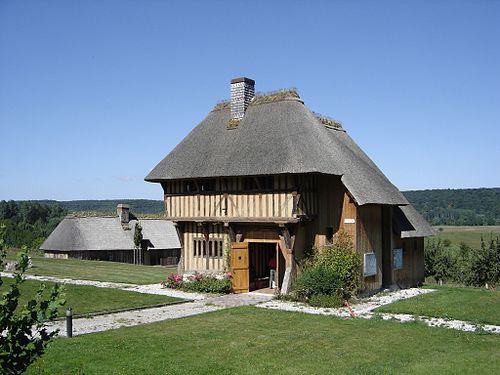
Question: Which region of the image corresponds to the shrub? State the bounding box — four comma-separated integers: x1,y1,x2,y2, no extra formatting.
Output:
311,231,361,299
292,265,341,302
1,226,66,374
161,272,232,294
309,294,344,308
182,276,232,294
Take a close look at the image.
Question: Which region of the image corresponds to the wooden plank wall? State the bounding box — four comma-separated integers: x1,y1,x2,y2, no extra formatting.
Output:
182,222,226,272
392,236,425,287
164,174,319,220
313,175,345,246
357,204,383,291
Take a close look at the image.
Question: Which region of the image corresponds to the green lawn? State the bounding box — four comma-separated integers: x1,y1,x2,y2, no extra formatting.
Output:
28,306,499,375
375,285,500,326
433,225,500,249
5,251,176,284
1,279,181,317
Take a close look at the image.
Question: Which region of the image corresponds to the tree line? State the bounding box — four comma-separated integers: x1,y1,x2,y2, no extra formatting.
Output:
425,236,500,287
0,201,67,250
403,188,500,225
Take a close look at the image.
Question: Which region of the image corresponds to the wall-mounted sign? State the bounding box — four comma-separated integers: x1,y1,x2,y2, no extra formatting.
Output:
364,252,376,276
344,218,356,224
393,248,403,270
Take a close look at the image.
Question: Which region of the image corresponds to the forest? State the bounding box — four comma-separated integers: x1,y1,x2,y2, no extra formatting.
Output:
403,188,500,225
0,200,67,249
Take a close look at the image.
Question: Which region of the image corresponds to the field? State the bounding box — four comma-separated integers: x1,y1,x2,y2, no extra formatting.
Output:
5,250,176,285
433,225,500,249
28,306,499,375
376,285,500,325
0,279,181,317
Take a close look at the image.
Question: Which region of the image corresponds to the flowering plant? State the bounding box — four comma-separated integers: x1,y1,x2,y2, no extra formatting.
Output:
161,273,184,289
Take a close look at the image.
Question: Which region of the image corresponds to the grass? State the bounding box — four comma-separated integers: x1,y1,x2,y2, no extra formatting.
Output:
5,250,176,285
0,279,181,317
375,285,500,325
28,306,499,375
433,225,500,249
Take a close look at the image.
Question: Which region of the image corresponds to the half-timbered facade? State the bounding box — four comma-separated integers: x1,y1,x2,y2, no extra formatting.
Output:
146,77,434,294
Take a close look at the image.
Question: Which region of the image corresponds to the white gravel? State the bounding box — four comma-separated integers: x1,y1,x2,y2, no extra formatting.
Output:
0,272,136,289
5,272,497,335
257,288,500,334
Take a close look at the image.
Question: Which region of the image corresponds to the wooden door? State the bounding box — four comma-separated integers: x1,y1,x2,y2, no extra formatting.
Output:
231,242,249,293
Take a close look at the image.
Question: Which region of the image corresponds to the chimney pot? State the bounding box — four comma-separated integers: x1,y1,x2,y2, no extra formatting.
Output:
230,77,255,119
116,204,130,224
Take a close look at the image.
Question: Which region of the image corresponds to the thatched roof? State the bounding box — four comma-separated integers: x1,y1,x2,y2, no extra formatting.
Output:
40,217,180,252
145,95,410,206
394,205,435,238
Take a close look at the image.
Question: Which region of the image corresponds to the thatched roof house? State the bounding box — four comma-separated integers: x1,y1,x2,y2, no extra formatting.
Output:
41,204,180,265
145,77,433,293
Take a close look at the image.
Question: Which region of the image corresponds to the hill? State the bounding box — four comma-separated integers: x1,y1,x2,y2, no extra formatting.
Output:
36,199,164,214
403,188,500,225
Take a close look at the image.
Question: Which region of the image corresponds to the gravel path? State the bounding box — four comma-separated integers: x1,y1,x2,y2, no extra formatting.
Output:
46,292,273,336
258,288,500,334
5,272,497,335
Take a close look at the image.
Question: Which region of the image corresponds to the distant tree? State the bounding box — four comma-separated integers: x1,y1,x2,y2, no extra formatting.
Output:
134,223,143,249
0,225,66,374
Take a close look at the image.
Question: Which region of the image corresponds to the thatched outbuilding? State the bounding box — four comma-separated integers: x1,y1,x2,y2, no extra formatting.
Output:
40,205,181,265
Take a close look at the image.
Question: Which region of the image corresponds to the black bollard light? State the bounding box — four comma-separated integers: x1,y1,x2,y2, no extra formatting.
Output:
66,307,73,338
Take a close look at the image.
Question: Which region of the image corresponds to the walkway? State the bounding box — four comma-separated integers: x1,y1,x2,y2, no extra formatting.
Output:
47,292,273,336
4,272,498,335
258,288,500,334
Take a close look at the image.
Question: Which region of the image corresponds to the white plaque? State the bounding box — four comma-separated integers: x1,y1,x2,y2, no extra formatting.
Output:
364,252,376,276
344,218,356,224
393,248,403,270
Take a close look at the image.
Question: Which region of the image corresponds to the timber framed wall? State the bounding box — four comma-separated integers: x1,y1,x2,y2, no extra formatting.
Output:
181,222,226,271
163,174,319,221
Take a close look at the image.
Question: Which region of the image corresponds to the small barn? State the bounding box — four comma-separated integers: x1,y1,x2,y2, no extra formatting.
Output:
145,77,434,293
40,204,181,266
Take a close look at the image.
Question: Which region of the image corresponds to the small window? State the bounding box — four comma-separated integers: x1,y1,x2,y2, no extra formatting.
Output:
364,252,377,276
199,179,215,192
393,248,403,270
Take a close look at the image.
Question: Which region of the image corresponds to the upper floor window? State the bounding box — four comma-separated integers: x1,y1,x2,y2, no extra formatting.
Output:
243,176,274,191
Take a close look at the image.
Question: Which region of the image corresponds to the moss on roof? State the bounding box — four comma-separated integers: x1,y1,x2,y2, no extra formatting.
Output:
67,211,166,219
213,89,300,112
313,112,343,130
250,89,300,105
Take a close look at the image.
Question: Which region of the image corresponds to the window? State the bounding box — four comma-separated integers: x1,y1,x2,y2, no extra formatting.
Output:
243,176,274,191
193,238,224,258
199,179,215,192
393,248,403,270
364,252,377,276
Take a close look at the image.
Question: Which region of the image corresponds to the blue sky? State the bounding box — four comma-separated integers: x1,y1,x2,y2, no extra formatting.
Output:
1,0,499,200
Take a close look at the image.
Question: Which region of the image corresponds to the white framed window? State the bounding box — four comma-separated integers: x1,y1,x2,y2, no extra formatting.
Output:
393,248,403,270
364,252,377,276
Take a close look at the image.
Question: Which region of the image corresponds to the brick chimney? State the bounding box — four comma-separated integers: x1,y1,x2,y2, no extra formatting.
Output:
230,77,255,119
116,204,130,224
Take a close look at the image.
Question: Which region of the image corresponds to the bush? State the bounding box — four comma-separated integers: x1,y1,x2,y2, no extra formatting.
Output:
161,272,232,294
292,266,341,302
292,231,361,304
311,231,361,299
1,226,66,374
182,276,232,294
425,237,500,288
309,294,344,308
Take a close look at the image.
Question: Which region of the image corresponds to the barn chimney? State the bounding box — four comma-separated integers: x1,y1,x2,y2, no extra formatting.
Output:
116,204,130,224
230,77,255,119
